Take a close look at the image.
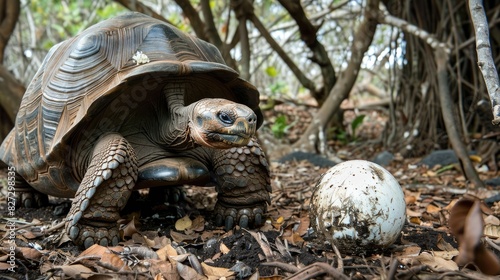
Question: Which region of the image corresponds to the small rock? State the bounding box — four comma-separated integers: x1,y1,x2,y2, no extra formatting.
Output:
278,151,338,168
485,177,500,187
230,261,252,279
420,150,458,167
371,151,394,166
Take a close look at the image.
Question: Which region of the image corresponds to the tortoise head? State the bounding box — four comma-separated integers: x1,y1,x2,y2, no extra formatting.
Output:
189,98,257,149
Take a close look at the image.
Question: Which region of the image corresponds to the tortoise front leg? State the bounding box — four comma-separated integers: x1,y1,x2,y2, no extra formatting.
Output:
65,133,138,249
211,137,271,229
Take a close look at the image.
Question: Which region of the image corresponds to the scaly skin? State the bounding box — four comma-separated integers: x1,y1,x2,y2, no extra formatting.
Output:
9,174,48,208
65,133,138,249
211,137,271,229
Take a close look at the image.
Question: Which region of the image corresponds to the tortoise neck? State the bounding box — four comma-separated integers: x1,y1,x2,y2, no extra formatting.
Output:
164,82,186,111
159,83,198,150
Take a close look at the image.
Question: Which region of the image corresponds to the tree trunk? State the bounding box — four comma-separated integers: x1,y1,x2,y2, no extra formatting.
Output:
292,0,380,153
0,0,23,141
435,48,485,188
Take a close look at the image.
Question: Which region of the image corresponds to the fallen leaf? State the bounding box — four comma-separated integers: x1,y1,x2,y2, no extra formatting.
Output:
18,247,43,260
436,235,455,252
245,230,274,262
484,224,500,238
190,216,205,232
101,251,129,271
295,214,310,236
79,244,107,258
409,217,422,225
201,262,234,278
406,209,423,217
469,155,482,163
0,262,14,270
416,252,458,272
449,198,500,275
152,236,172,249
405,195,417,204
484,215,500,226
170,230,199,243
157,244,178,261
121,217,139,239
150,259,179,280
426,204,441,214
53,264,94,278
20,231,38,239
273,216,285,229
433,250,459,260
394,245,421,257
176,261,207,280
175,215,192,231
450,199,483,265
275,237,292,260
220,242,230,254
283,232,304,246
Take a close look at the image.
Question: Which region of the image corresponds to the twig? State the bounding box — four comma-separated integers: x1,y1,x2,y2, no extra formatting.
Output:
283,262,350,280
331,244,344,273
395,264,428,278
262,261,299,273
387,258,399,279
468,0,500,125
264,261,349,280
485,237,500,252
46,220,65,234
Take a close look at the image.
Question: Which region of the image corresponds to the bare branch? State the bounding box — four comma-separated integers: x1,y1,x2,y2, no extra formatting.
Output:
200,0,223,49
293,0,380,152
377,6,450,52
278,0,337,103
114,0,172,25
248,11,316,93
468,0,500,125
231,0,252,80
173,0,208,41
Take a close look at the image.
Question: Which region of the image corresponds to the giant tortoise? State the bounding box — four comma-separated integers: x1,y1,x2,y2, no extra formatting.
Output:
0,12,271,248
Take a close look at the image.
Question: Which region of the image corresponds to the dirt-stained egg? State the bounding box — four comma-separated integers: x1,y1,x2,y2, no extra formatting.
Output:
310,160,406,254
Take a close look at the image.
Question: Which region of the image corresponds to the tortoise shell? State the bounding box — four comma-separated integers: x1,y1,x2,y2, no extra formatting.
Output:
0,12,263,196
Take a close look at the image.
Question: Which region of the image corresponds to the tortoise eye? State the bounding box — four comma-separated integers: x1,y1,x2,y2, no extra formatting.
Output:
218,111,234,124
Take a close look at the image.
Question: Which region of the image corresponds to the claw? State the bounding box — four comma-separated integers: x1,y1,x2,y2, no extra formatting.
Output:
254,213,262,226
225,216,234,231
84,237,94,249
239,215,249,228
216,213,224,227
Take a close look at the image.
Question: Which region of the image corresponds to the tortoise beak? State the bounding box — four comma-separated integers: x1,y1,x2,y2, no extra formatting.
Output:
212,114,256,146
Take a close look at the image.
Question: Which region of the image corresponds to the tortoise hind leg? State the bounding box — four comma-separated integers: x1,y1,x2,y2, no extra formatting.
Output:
65,133,138,249
13,174,49,208
210,137,271,229
1,130,48,208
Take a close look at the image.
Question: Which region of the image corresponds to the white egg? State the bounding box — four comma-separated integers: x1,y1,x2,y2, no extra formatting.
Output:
310,160,406,254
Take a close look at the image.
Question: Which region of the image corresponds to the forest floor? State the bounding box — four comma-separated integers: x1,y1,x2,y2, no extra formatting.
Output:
2,108,500,279
2,149,500,279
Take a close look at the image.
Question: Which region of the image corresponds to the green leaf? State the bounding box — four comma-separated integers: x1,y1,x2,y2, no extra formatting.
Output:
271,115,288,139
351,114,365,139
265,66,278,77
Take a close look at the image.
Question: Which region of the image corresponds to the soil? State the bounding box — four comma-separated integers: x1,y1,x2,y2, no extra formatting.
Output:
2,152,500,280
